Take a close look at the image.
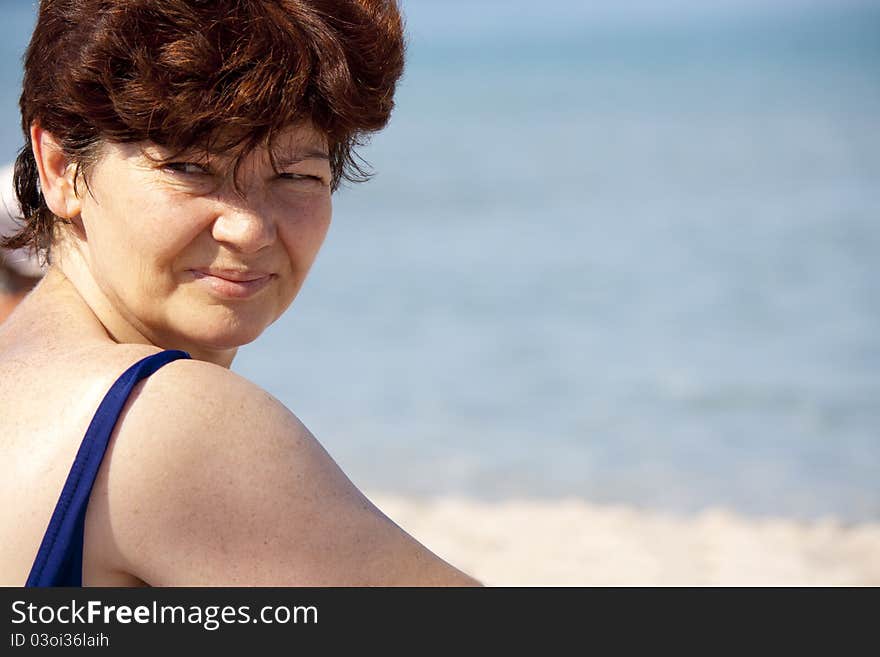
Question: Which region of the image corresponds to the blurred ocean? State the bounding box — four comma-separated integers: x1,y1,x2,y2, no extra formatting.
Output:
1,1,877,522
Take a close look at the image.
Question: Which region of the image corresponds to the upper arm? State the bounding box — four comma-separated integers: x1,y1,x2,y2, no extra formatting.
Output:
98,360,480,586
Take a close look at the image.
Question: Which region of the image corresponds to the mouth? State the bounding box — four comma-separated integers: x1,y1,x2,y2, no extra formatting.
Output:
189,268,275,299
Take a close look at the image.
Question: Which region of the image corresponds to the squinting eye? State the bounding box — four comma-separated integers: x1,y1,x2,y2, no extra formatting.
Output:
279,173,327,186
165,162,210,175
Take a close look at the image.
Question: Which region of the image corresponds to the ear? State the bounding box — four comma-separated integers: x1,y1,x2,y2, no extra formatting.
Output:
30,123,83,221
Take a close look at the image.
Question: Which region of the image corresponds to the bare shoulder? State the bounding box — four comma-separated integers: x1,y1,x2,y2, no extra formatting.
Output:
96,357,480,586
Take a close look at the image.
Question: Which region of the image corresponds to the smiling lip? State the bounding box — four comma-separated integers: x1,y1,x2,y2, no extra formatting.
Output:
190,268,275,299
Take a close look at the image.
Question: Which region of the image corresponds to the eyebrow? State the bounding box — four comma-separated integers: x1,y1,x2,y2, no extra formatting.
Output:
275,148,330,164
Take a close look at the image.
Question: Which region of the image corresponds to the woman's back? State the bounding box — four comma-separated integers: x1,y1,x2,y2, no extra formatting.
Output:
0,275,161,585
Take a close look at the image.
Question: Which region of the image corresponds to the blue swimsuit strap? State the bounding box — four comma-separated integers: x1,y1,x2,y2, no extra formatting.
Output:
26,349,191,587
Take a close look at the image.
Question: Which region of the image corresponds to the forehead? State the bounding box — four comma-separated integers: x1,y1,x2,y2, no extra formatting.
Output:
105,122,329,166
193,122,330,163
270,123,328,155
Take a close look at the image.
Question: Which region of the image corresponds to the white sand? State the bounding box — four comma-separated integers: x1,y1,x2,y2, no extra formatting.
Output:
369,493,880,586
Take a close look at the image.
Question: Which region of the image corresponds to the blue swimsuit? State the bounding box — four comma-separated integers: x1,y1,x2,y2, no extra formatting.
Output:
25,350,191,587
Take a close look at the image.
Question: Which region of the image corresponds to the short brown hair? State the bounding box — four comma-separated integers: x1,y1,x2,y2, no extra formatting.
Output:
2,0,405,257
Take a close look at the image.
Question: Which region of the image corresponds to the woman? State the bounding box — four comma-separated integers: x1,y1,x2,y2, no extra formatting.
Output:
0,0,480,586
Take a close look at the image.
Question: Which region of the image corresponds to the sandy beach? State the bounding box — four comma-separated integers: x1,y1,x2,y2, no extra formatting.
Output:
370,493,880,586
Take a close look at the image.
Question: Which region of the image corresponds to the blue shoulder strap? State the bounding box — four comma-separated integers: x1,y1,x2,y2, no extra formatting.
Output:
26,349,191,587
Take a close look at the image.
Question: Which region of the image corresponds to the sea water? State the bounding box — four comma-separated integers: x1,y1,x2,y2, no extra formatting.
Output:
1,1,877,522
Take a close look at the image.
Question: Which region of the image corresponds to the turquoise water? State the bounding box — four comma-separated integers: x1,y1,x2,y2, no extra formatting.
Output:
1,1,878,521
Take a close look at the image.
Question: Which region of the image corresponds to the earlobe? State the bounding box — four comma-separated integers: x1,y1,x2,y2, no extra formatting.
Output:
30,123,83,221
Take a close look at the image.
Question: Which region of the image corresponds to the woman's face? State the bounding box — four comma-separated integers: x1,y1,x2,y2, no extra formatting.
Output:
74,123,332,358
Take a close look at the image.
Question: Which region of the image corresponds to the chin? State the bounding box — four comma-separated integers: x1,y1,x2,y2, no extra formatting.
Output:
180,309,276,352
201,324,270,351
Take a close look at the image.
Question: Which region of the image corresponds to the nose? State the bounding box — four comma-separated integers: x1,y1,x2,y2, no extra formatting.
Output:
211,199,277,254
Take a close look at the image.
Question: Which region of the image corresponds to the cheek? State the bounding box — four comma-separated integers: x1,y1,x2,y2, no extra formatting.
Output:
124,199,212,271
278,197,332,265
141,194,205,239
